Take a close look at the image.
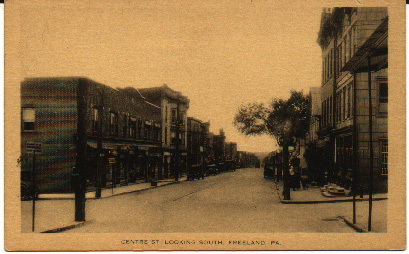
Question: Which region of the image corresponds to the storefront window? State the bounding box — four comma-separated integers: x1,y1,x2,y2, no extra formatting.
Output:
380,140,388,175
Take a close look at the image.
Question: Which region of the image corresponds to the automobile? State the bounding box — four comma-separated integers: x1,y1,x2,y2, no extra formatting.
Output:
206,164,218,176
263,164,275,178
188,164,204,180
225,160,236,172
21,171,36,201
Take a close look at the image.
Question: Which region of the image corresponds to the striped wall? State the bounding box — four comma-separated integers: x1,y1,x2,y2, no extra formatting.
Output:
21,78,79,193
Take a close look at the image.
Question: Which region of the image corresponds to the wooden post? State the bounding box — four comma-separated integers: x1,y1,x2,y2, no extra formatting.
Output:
367,55,374,232
32,151,36,232
352,72,357,224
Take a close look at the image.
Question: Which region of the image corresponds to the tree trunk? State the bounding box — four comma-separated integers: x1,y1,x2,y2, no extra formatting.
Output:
283,141,291,200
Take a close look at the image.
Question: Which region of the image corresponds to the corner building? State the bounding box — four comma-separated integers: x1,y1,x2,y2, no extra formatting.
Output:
317,8,388,192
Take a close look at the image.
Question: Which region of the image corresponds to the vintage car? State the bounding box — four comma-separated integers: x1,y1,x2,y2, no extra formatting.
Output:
263,164,275,178
188,164,204,180
206,164,218,176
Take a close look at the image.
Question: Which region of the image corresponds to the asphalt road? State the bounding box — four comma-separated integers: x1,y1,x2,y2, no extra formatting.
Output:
64,167,355,233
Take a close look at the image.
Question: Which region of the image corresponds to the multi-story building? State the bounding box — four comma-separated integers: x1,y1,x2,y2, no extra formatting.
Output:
317,7,388,192
136,85,190,179
21,77,162,193
213,129,226,163
306,87,322,144
187,117,205,167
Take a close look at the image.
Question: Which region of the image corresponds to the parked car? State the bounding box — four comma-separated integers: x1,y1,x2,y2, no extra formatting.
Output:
188,164,204,180
206,164,218,176
264,164,275,178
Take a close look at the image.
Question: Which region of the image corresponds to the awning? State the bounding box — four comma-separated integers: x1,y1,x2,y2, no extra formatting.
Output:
341,17,388,73
87,142,117,150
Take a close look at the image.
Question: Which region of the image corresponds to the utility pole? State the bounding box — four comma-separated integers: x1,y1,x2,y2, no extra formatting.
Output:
331,29,338,184
75,80,87,222
95,103,103,198
367,54,374,232
175,101,180,181
352,72,357,224
282,139,290,200
32,150,36,232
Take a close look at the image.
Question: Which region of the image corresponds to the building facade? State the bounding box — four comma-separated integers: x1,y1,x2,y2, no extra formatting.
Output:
21,77,162,193
317,7,388,192
137,85,190,179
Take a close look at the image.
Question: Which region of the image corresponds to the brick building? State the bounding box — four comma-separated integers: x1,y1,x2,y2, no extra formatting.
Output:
21,77,162,193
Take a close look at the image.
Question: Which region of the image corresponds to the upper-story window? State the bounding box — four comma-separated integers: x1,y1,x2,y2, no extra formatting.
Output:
347,83,352,118
110,112,118,136
129,117,137,138
378,82,388,113
179,113,185,125
171,109,177,123
144,121,151,139
91,108,99,133
22,108,35,131
122,114,128,137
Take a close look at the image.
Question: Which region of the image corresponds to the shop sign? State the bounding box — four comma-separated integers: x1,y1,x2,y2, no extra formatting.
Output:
26,142,42,154
108,157,116,164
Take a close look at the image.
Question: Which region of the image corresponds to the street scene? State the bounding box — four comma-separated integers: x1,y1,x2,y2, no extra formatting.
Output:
16,4,389,237
23,167,383,233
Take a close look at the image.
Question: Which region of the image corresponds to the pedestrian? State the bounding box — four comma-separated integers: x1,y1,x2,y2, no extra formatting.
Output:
289,165,296,191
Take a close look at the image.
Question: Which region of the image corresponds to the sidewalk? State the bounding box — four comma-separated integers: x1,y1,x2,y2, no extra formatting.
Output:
273,180,387,233
22,176,187,233
273,180,387,204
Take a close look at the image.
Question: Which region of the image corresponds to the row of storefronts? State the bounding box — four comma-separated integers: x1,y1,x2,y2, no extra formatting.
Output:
20,77,258,194
264,8,388,193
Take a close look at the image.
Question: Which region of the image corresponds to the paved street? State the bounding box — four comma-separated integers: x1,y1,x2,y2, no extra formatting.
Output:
61,168,355,233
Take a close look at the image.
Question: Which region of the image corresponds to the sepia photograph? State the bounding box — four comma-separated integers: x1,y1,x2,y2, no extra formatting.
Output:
4,0,405,251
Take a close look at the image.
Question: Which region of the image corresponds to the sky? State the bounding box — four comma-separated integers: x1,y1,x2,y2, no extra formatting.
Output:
18,0,323,153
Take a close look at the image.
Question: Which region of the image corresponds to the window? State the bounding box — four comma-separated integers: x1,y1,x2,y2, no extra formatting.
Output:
329,96,332,125
129,117,136,138
165,127,168,145
347,84,352,118
380,140,388,175
379,82,388,113
330,49,333,78
137,119,142,138
171,110,177,123
91,108,99,133
123,114,128,137
379,83,388,103
352,26,357,54
348,30,352,60
322,101,326,126
144,122,151,139
343,37,347,66
179,113,185,125
110,112,118,136
22,108,35,131
342,87,346,120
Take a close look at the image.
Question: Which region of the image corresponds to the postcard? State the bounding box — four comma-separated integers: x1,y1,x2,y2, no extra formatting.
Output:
4,0,405,251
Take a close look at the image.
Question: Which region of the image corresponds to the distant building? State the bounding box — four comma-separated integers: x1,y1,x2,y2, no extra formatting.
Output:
213,129,226,163
131,84,190,178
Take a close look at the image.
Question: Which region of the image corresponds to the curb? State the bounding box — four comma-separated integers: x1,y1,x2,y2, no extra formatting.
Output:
37,179,187,201
41,221,88,233
91,179,186,200
280,197,387,204
338,216,366,233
